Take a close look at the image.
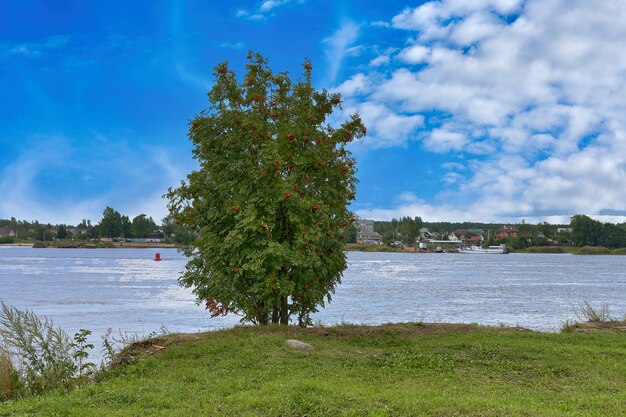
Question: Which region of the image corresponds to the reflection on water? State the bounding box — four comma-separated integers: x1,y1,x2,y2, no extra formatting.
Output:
1,247,625,347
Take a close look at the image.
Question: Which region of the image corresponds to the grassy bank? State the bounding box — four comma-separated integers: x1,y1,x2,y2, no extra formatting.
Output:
1,323,624,416
345,243,414,252
523,246,626,255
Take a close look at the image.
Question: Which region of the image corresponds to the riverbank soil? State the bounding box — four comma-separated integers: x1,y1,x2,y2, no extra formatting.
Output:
1,323,624,416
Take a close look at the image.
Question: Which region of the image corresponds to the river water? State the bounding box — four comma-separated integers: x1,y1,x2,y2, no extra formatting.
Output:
0,247,625,346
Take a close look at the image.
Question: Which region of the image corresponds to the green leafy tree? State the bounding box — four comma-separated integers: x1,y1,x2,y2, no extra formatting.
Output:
98,207,123,238
166,53,365,326
131,214,157,238
398,216,422,246
56,224,68,240
121,215,132,238
571,214,602,246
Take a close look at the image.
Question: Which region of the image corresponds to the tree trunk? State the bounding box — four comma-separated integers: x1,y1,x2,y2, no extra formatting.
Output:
280,295,289,325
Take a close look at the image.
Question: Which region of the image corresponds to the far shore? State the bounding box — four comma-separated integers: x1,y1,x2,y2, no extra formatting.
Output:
0,242,177,249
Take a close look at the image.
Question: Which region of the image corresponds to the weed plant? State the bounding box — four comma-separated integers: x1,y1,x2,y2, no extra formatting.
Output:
0,302,96,398
576,301,611,322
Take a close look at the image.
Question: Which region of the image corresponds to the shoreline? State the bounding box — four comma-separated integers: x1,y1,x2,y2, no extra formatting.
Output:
0,242,177,249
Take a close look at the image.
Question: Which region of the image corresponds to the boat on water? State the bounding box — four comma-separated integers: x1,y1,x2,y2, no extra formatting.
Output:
459,244,508,254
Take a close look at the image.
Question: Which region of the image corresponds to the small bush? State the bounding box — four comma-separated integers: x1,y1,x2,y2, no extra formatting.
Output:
0,236,14,244
610,247,626,255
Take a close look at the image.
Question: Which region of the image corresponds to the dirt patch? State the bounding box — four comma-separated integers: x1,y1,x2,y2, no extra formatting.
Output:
113,333,204,365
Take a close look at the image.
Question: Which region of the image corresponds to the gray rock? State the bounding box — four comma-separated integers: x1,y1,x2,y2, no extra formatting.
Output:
287,339,313,351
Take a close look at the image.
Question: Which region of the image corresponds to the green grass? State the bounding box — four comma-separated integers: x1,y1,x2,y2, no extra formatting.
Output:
346,243,408,252
574,246,612,255
520,246,568,253
1,323,625,416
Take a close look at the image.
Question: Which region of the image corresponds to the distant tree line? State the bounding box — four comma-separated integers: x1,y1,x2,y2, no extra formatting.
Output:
570,214,626,248
368,215,626,249
0,207,196,244
3,212,625,248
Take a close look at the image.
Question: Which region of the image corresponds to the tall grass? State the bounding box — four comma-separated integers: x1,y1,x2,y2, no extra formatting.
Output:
577,301,611,322
0,345,13,402
0,302,76,397
0,302,100,399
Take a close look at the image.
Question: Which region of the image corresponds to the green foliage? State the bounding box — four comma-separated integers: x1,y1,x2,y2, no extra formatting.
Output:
130,214,157,238
166,52,365,326
571,214,626,248
343,223,357,244
161,215,196,244
0,237,14,244
374,217,422,246
70,330,95,379
98,207,128,239
56,224,68,240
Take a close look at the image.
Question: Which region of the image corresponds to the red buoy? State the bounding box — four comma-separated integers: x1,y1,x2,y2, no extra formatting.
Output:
154,252,161,261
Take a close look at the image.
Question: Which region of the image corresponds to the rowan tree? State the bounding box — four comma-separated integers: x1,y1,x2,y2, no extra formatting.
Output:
166,52,366,326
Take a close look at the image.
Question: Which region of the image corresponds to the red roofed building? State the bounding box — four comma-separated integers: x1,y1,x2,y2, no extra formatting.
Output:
496,225,518,239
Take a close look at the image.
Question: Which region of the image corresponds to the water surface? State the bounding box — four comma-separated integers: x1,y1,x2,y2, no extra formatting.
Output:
1,247,624,347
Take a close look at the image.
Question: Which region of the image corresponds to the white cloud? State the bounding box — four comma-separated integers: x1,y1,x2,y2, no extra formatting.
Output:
332,73,370,96
322,21,360,86
237,0,304,20
341,0,626,221
343,102,424,148
0,135,192,225
398,44,430,64
424,129,468,153
369,54,390,67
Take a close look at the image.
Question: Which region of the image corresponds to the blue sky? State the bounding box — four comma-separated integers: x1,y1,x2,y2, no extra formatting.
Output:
2,0,626,225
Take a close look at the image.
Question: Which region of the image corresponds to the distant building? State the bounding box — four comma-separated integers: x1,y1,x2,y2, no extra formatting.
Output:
0,226,17,238
557,227,573,234
495,225,518,239
145,230,165,243
125,230,165,243
356,220,382,245
451,229,484,242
